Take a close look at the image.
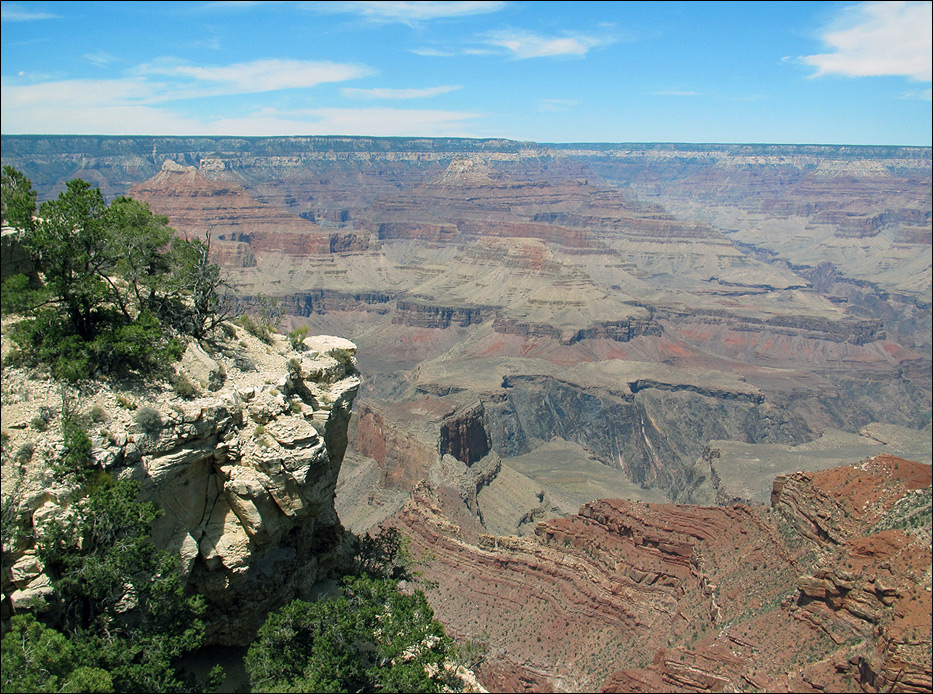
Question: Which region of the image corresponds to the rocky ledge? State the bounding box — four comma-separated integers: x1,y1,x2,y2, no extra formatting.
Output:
1,327,360,645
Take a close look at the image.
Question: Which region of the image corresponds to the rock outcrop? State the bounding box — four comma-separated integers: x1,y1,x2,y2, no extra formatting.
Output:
1,328,361,645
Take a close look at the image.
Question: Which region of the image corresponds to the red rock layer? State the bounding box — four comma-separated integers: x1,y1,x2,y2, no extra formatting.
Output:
129,162,368,261
386,454,931,693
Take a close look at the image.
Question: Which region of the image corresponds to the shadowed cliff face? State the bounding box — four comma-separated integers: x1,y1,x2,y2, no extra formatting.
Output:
3,135,930,511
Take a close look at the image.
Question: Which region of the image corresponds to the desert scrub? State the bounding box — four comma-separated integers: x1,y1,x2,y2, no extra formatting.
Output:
134,406,162,434
238,313,274,344
89,405,109,424
14,442,35,463
872,487,932,535
288,325,309,350
170,372,200,399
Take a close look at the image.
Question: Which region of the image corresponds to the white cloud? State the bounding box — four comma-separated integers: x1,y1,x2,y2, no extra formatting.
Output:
0,3,60,21
803,1,932,81
539,98,579,112
0,79,204,135
340,85,461,99
0,56,378,135
136,58,373,95
0,72,481,137
481,29,610,59
2,78,154,109
313,1,506,23
410,48,456,57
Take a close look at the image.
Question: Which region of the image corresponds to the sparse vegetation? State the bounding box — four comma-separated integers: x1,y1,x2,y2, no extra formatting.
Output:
170,372,200,399
115,393,137,410
89,405,110,424
872,487,932,535
14,441,35,463
238,313,275,345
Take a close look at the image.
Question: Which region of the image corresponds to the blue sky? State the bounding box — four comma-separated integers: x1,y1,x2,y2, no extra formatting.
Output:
1,1,930,145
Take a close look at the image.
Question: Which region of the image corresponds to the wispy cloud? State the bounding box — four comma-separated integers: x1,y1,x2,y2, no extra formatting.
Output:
802,1,932,81
83,52,120,69
313,1,505,24
900,87,932,101
0,88,482,136
135,58,373,97
341,85,461,100
539,98,579,112
1,2,61,22
1,56,376,134
655,90,701,96
482,28,611,59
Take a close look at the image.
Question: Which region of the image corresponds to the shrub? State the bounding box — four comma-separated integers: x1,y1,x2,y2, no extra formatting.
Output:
89,405,109,424
21,477,210,692
238,313,274,344
288,325,309,350
134,406,162,433
14,442,34,463
245,575,456,694
170,372,200,399
3,170,233,382
115,394,137,410
53,420,94,484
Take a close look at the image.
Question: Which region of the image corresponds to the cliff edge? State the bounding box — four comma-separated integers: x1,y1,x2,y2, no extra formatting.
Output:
1,323,360,645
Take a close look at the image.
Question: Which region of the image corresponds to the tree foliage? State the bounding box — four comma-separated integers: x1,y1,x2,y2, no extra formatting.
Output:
245,575,459,694
1,165,37,230
0,465,209,693
1,169,233,381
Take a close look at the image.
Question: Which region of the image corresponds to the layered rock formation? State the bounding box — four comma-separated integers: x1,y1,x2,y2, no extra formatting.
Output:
385,454,931,693
1,328,360,644
3,134,929,559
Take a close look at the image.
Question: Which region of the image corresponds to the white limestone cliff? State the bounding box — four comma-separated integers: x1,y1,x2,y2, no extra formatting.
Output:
1,327,361,644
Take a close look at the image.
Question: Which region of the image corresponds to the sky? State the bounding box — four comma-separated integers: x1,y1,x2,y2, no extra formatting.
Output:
1,1,931,145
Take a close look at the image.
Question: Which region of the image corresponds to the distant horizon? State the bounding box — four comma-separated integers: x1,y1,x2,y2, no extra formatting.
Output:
3,132,932,151
2,2,930,146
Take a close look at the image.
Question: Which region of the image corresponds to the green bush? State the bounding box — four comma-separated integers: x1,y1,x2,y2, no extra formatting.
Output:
17,475,210,693
90,405,110,424
238,313,274,344
245,575,456,694
288,325,309,350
